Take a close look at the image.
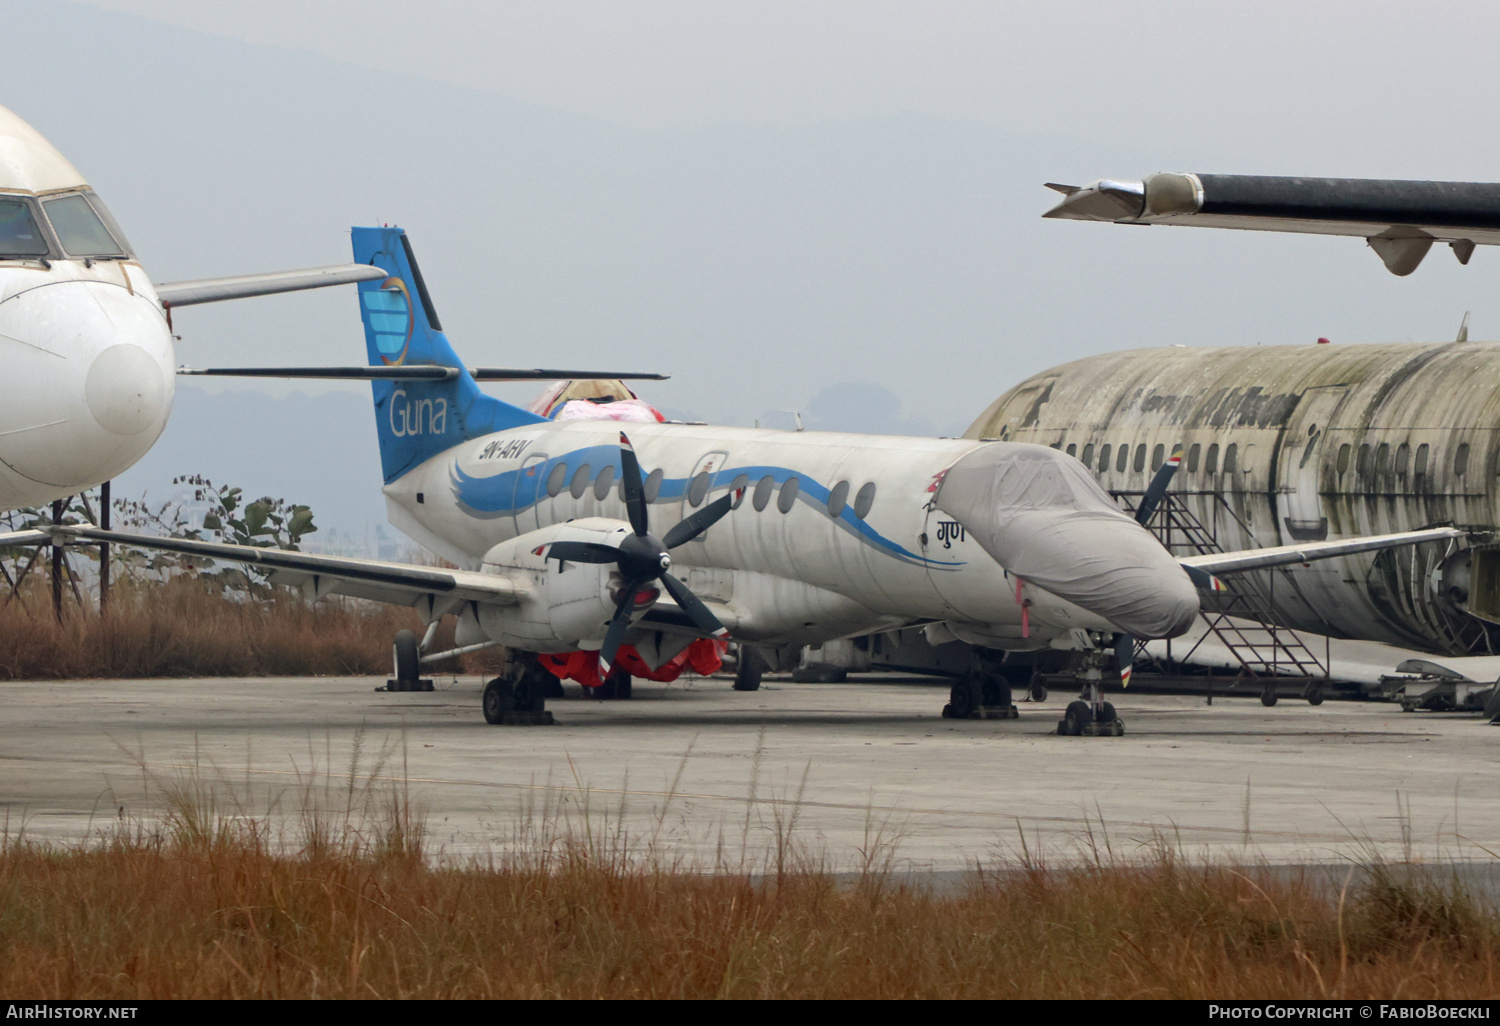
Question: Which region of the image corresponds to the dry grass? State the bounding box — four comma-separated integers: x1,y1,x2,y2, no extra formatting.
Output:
0,578,506,679
3,757,1498,999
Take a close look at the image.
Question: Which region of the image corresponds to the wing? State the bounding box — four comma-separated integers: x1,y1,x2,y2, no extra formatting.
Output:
1043,174,1500,274
57,527,525,610
1180,527,1461,576
154,264,388,307
177,366,669,381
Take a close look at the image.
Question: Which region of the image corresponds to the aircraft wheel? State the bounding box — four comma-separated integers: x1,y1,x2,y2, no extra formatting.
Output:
600,667,633,700
949,676,982,719
734,647,764,691
482,678,513,725
1306,684,1326,706
392,630,421,690
1063,700,1092,736
1028,674,1049,703
1098,701,1117,725
1260,687,1279,707
980,674,1012,708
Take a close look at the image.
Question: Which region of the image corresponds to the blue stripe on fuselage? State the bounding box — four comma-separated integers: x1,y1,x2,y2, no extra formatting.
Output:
448,446,964,569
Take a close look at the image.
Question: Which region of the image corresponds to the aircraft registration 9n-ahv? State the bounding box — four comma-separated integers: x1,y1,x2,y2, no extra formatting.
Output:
18,227,1461,736
0,103,399,511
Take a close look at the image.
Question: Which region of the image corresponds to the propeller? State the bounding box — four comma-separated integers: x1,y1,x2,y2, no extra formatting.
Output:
542,432,736,673
1114,632,1134,688
1134,443,1183,526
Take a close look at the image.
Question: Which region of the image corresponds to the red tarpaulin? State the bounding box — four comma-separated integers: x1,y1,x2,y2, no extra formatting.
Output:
539,638,728,688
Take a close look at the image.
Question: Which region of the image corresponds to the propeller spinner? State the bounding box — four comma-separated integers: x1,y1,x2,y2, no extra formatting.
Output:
542,432,735,673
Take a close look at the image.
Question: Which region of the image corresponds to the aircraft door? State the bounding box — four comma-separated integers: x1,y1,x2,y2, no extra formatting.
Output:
512,453,550,535
679,451,730,543
1278,386,1348,543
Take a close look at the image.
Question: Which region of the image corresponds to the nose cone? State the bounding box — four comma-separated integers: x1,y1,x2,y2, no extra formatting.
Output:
0,279,173,491
936,442,1202,640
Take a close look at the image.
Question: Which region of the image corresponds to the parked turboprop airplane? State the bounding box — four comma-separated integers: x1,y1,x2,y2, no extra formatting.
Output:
0,103,394,512
15,226,1456,736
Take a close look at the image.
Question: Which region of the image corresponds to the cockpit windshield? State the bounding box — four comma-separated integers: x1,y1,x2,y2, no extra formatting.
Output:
41,192,125,258
0,197,50,258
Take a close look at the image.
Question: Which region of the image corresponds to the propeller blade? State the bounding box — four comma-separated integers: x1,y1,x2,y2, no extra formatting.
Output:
1135,444,1184,525
659,571,730,639
1182,564,1226,592
662,490,739,549
1115,633,1135,688
617,432,650,536
541,541,621,564
597,585,640,674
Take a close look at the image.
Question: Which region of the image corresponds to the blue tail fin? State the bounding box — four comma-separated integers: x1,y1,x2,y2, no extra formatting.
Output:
352,226,544,483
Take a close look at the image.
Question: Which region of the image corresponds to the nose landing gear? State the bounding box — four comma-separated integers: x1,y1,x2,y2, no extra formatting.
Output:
1057,647,1125,737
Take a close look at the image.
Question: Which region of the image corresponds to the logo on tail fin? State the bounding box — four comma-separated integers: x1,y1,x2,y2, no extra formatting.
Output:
364,278,415,366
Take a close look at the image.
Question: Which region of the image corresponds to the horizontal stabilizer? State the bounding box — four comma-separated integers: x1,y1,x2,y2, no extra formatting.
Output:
155,264,388,307
177,366,670,381
1043,173,1500,274
1181,526,1461,576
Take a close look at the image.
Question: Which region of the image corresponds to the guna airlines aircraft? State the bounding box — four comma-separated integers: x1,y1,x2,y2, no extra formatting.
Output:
25,226,1463,737
0,104,384,511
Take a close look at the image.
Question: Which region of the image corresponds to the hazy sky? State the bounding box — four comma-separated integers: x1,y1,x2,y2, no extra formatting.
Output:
76,0,1500,176
11,1,1500,538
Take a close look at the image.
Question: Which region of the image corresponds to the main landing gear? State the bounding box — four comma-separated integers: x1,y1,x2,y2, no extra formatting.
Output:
482,653,555,726
381,629,434,692
1056,647,1125,737
941,671,1020,720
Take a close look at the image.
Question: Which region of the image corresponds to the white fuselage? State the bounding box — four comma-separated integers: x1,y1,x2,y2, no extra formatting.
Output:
0,106,174,511
381,419,1120,651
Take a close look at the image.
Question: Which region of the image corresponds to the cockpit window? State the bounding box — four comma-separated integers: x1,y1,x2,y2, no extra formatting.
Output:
41,193,125,258
0,198,50,258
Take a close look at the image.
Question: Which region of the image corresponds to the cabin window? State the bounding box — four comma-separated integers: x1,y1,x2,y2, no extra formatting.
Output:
570,464,592,499
752,475,775,512
593,465,615,501
1065,443,1077,458
1356,444,1372,477
0,198,50,258
1395,444,1410,476
687,471,711,507
1415,444,1429,477
854,482,877,519
1456,443,1470,477
1098,444,1111,473
827,480,850,517
1116,445,1129,473
729,473,749,508
1082,443,1095,467
41,193,125,258
1337,444,1351,474
1206,444,1220,474
777,477,800,514
644,468,664,503
1375,443,1391,476
1150,444,1165,472
1224,444,1238,474
1188,444,1201,473
546,462,568,498
1133,444,1147,473
1049,441,1061,450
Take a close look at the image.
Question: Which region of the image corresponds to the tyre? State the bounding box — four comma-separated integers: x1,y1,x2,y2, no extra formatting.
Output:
482,678,512,725
1097,702,1117,725
1306,685,1325,706
734,647,764,691
949,677,981,719
1260,688,1279,707
1028,675,1049,704
392,629,420,688
980,674,1012,708
1064,700,1093,736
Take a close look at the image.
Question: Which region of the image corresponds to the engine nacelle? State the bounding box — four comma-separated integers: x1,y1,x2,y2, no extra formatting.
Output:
474,518,658,652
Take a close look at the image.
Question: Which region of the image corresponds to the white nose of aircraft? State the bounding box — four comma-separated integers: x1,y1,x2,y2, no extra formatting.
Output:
0,279,173,502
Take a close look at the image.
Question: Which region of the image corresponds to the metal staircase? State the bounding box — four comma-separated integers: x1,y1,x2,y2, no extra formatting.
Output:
1113,490,1331,690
